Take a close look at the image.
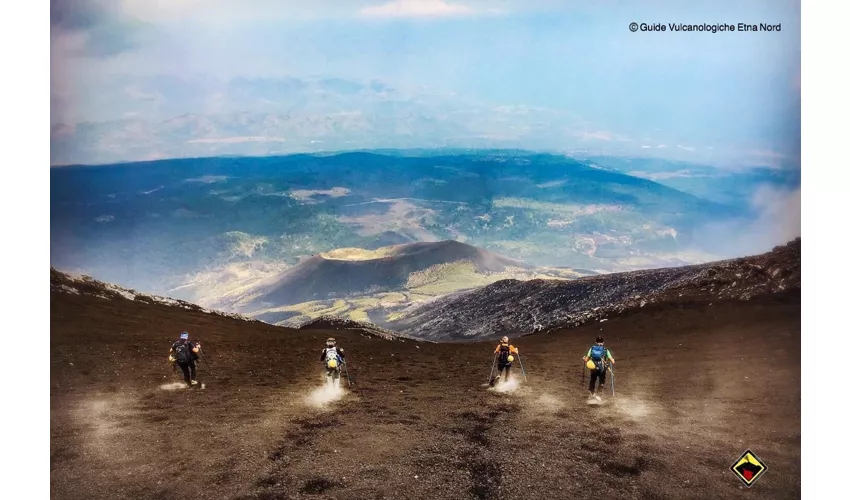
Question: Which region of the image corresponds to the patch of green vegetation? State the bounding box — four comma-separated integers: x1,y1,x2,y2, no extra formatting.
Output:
347,309,371,323
405,260,479,289
385,311,408,321
409,272,494,295
347,296,382,308
407,293,435,302
492,197,590,217
256,298,354,319
375,292,407,303
321,300,350,316
321,247,396,260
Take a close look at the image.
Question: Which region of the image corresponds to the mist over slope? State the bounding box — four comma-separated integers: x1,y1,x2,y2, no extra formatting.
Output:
383,238,800,341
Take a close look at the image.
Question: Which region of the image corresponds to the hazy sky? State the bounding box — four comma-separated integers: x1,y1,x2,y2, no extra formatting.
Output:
51,0,801,166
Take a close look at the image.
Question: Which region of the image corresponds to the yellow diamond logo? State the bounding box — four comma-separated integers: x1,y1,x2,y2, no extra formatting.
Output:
730,449,768,487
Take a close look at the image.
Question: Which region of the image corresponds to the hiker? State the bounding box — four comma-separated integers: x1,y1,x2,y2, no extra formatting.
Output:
490,336,519,386
320,338,346,388
169,332,201,386
583,336,615,400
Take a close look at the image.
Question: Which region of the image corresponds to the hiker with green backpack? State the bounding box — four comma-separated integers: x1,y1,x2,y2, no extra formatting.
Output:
169,332,201,387
582,336,615,401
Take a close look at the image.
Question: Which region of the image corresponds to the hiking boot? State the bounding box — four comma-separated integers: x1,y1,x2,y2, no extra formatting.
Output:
190,380,199,386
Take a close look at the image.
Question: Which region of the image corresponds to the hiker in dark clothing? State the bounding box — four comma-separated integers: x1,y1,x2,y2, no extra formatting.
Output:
169,331,201,386
583,336,615,400
490,336,519,386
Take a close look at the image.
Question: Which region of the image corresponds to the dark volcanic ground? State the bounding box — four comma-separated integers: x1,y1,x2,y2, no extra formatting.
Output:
51,287,800,500
385,239,800,341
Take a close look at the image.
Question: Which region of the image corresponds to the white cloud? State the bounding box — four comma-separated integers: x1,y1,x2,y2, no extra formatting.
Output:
186,136,288,144
748,149,787,160
676,144,696,151
118,0,353,22
119,0,220,21
115,0,511,23
579,130,614,141
692,181,800,258
751,186,801,242
573,130,632,142
360,0,475,18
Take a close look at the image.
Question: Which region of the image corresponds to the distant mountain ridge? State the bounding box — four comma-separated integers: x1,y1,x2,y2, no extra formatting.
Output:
49,267,421,341
245,240,535,308
380,238,801,341
51,150,796,313
49,267,256,323
50,238,800,343
212,240,584,327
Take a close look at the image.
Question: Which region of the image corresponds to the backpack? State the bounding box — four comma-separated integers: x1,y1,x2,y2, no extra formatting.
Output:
325,347,340,368
497,344,511,364
590,345,607,370
174,341,192,364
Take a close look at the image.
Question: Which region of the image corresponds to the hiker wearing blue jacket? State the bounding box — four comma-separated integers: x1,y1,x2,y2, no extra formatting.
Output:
583,336,615,400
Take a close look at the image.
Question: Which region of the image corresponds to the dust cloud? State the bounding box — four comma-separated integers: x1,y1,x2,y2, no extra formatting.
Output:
614,396,653,420
534,393,566,412
159,382,188,391
305,383,346,408
489,377,522,393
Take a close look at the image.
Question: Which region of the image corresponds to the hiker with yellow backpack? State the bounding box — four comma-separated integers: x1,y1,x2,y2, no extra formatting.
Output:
583,336,615,401
489,336,520,387
320,338,347,388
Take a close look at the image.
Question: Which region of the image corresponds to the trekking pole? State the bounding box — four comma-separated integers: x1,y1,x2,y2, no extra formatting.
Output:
488,354,497,384
342,361,352,387
195,331,213,368
199,348,213,370
517,353,528,382
609,365,615,398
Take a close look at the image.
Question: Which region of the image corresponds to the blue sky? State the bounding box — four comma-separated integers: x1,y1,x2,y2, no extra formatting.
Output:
51,0,801,167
